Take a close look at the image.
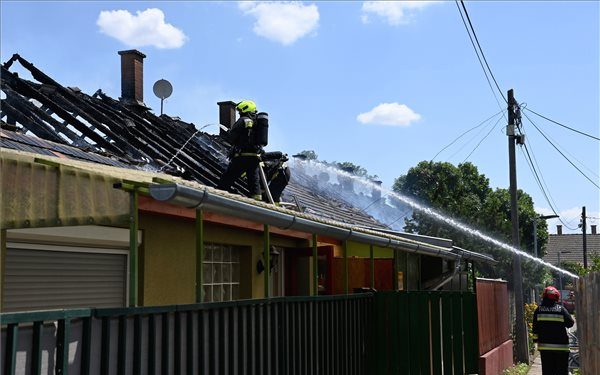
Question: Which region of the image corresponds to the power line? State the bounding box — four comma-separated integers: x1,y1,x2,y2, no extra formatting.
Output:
454,1,506,112
462,114,504,162
522,136,561,211
520,144,579,231
524,108,600,141
431,110,503,161
458,0,507,103
523,111,599,189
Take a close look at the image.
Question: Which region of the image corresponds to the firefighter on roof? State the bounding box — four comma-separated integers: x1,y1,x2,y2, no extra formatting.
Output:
217,100,265,200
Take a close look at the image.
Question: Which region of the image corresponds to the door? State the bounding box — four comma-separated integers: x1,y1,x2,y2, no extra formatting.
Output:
284,246,334,296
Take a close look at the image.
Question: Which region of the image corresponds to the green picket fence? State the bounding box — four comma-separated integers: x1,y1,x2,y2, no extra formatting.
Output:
372,291,479,375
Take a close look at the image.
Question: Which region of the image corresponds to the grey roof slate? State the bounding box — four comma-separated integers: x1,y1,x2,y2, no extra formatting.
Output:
543,232,600,265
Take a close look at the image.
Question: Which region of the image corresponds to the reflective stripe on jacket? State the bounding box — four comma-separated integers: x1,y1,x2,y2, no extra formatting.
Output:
532,299,574,352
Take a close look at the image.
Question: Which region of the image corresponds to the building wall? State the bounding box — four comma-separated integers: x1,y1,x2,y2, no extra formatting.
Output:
139,213,311,305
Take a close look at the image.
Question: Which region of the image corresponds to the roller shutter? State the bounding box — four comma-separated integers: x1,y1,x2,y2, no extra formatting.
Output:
3,243,127,312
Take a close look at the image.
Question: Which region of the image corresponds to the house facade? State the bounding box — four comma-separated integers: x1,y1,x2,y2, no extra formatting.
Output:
1,50,489,314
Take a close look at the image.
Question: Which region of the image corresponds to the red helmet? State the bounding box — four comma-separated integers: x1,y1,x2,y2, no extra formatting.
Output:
543,286,560,301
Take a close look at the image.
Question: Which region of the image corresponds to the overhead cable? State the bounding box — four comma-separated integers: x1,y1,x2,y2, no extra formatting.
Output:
462,114,504,162
523,112,599,189
457,0,507,103
519,144,578,231
454,0,506,112
524,108,600,141
431,110,503,161
522,136,561,211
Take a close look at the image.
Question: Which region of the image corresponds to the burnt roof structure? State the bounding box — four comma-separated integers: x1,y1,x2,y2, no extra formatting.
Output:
1,53,384,228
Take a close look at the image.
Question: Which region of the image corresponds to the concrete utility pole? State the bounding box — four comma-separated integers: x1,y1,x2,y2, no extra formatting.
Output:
507,89,529,365
582,206,588,268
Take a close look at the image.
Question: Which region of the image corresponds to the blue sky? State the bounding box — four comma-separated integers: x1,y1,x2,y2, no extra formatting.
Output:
2,1,598,234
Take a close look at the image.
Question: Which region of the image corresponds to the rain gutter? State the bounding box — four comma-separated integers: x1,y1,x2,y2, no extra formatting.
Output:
452,246,497,264
149,183,459,260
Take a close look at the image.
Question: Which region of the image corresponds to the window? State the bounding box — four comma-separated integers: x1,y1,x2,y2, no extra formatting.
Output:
202,243,243,302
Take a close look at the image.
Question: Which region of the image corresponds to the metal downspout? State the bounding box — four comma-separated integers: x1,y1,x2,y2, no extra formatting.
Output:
196,210,204,302
149,184,460,261
264,224,270,298
129,190,139,307
343,241,348,294
370,245,375,289
312,234,318,296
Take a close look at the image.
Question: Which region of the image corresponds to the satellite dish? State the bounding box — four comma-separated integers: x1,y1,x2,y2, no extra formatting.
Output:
153,79,173,115
153,79,173,99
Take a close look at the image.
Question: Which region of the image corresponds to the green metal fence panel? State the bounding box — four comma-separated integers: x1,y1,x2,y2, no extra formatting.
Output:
4,323,18,375
408,292,422,375
441,293,454,375
31,321,43,375
419,293,432,375
0,293,417,375
133,315,142,375
80,317,92,375
117,316,126,375
452,292,465,375
397,292,411,375
100,317,110,375
430,292,442,375
56,318,70,375
463,292,479,374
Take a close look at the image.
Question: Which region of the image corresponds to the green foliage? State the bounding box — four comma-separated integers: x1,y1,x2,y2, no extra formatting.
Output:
562,252,600,277
297,150,318,160
393,160,552,290
296,150,378,180
502,363,530,375
525,303,538,354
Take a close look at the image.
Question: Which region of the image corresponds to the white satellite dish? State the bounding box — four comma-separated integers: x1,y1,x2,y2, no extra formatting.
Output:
153,79,173,115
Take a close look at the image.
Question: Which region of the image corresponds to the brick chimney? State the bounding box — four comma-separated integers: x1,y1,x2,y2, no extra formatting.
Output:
118,49,147,107
557,225,562,235
218,101,237,138
339,166,354,192
592,225,597,235
371,180,383,202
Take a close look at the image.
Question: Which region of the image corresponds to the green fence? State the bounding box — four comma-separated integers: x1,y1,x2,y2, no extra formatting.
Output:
372,291,479,375
1,292,478,374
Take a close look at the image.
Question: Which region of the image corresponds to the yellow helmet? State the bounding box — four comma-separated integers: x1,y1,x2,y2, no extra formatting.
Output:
236,100,257,114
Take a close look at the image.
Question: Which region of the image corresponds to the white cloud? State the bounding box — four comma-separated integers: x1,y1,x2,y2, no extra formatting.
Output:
357,102,421,126
361,1,438,26
238,1,319,46
97,8,187,49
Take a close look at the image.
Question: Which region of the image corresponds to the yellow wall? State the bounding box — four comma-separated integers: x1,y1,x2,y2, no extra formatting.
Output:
139,213,310,305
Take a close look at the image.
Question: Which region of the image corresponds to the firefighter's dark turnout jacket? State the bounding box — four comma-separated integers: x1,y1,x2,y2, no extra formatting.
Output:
532,298,574,352
217,113,261,197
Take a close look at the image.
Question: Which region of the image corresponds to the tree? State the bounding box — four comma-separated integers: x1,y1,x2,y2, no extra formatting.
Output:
393,160,551,290
295,150,378,180
297,150,318,161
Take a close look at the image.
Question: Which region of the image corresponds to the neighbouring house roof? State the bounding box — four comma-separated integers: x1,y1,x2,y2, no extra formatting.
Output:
544,233,600,266
1,53,383,229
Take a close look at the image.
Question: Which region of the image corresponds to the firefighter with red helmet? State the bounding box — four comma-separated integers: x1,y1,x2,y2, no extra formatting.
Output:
532,286,575,375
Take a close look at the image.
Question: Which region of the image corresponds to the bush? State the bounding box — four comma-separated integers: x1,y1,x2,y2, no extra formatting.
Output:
524,302,538,354
502,363,530,375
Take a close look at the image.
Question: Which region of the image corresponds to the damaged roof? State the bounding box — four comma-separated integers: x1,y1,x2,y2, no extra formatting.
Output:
1,53,384,229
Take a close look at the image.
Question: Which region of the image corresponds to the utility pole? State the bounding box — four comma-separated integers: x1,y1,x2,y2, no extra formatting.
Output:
582,206,588,268
507,89,529,365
